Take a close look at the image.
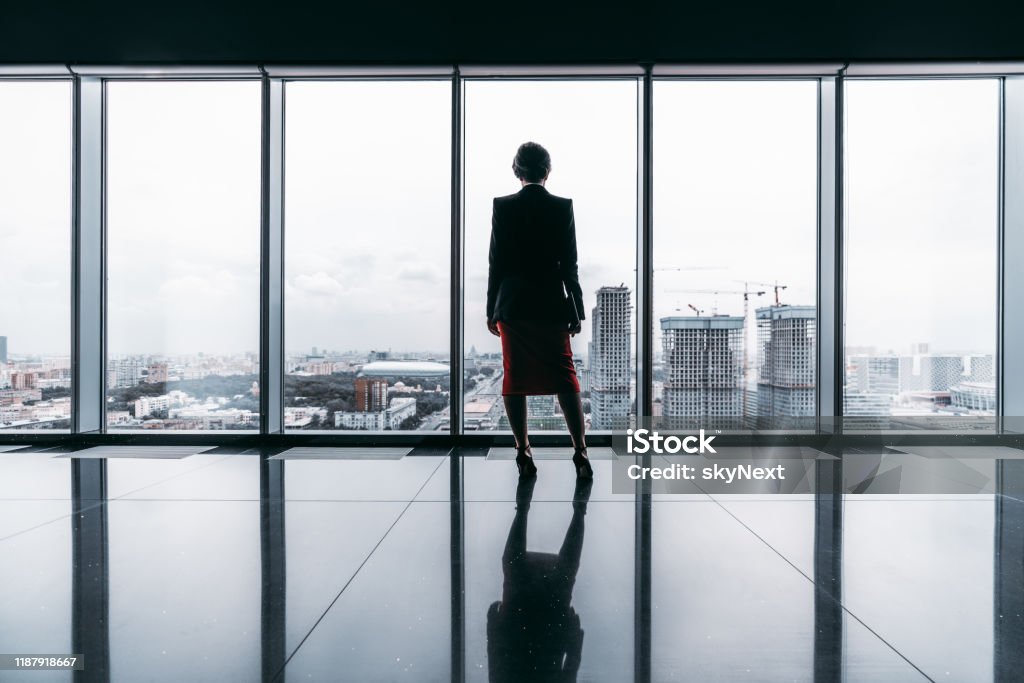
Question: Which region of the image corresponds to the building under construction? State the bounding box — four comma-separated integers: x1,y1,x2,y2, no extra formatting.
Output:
755,305,817,419
660,315,745,426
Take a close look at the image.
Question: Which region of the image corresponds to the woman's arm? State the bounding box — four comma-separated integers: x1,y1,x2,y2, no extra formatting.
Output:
486,199,502,335
560,199,585,325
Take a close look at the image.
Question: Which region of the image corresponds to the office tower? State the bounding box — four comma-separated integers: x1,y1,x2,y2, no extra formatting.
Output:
0,336,7,364
847,355,900,396
589,286,631,430
527,394,557,416
10,372,37,390
574,357,588,393
756,305,816,417
898,354,964,393
661,315,744,423
843,391,895,415
109,358,145,388
355,377,388,412
964,354,994,383
146,362,169,384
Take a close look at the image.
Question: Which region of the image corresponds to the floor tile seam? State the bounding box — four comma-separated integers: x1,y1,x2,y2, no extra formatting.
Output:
0,498,107,544
106,454,240,501
700,484,937,682
110,497,439,503
271,456,448,681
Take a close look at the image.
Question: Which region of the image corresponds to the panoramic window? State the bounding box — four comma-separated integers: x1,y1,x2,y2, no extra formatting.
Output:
0,81,72,431
105,81,262,431
843,79,999,425
283,81,452,431
652,80,818,429
463,79,639,432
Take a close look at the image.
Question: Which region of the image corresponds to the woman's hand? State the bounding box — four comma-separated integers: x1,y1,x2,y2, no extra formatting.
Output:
568,320,582,336
487,319,501,337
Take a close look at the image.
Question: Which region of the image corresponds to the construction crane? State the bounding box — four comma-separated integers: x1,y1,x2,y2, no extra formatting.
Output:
665,287,767,319
739,280,788,306
666,286,769,385
686,303,704,316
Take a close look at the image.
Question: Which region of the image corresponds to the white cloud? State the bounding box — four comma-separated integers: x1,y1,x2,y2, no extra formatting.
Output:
292,272,346,297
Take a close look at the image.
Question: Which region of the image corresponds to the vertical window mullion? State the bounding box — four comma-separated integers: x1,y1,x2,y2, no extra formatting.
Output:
634,65,653,683
1001,76,1024,427
452,70,464,439
817,76,841,426
72,75,105,434
261,75,285,434
637,70,654,422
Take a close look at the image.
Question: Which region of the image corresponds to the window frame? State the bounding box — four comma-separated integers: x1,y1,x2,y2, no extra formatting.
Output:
0,63,1019,446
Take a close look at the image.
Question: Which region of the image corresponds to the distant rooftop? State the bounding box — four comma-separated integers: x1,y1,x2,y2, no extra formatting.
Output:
660,315,744,330
755,304,816,320
360,360,450,377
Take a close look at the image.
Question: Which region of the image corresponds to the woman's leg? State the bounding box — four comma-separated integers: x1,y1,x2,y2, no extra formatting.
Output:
557,391,586,449
503,395,529,449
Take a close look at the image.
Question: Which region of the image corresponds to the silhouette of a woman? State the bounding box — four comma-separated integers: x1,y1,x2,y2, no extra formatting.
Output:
486,142,592,479
486,477,593,682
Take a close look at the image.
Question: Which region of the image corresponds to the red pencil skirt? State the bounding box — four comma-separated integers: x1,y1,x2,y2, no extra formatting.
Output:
497,320,580,396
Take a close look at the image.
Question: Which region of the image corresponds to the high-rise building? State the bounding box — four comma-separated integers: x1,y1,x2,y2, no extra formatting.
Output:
0,336,7,364
146,362,169,384
661,315,744,423
108,358,146,389
755,305,816,417
847,355,900,396
964,354,994,383
898,355,964,393
843,391,895,416
355,377,388,412
527,394,557,417
589,286,632,430
574,357,588,393
10,372,37,390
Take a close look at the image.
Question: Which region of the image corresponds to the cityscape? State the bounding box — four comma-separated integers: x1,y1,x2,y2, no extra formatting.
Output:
0,287,997,430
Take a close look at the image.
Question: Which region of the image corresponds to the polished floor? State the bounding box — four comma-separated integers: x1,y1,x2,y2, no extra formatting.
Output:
0,446,1022,682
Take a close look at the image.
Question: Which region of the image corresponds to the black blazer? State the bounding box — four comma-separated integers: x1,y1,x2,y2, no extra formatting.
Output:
486,184,585,324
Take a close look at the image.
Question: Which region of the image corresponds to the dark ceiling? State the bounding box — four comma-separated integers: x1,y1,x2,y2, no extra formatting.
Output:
3,0,1023,65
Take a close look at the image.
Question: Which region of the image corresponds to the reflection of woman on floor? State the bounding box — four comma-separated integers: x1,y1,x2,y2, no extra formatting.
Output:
487,477,593,682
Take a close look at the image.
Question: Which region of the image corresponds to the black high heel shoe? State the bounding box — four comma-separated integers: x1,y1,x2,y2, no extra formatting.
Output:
515,445,538,478
572,446,594,479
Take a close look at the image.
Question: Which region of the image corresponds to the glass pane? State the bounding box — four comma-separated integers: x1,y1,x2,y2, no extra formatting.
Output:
0,81,72,431
283,81,452,431
844,80,999,426
653,81,818,429
464,80,638,432
106,81,262,431
844,495,995,680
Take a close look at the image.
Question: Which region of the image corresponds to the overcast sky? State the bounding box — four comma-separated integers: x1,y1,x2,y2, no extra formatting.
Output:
0,78,1000,359
0,81,71,356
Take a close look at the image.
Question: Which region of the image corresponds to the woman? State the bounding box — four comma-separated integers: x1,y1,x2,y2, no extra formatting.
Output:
486,142,592,479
